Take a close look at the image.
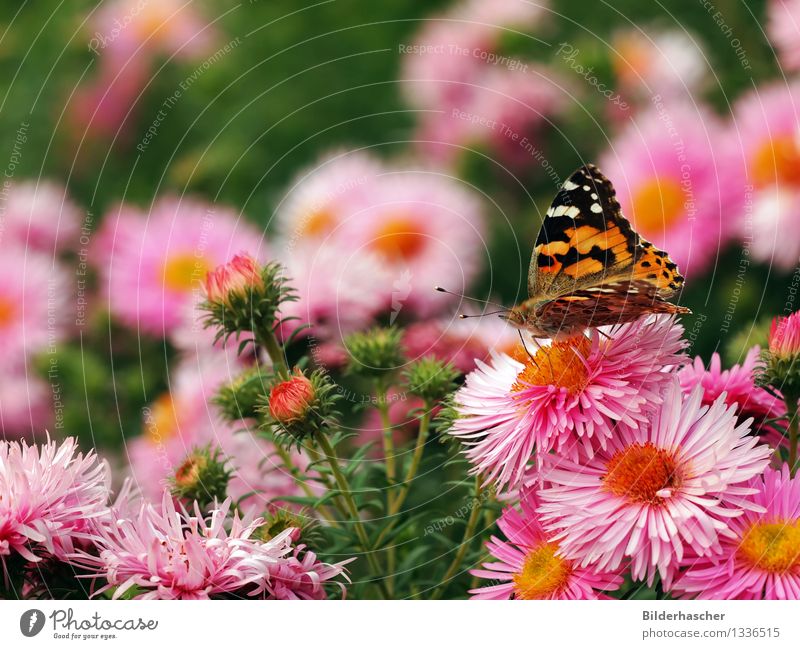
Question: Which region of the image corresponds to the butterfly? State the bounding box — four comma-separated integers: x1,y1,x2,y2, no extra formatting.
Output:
501,164,690,339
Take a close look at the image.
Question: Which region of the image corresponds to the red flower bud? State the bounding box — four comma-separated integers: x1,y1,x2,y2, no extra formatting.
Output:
269,371,315,424
769,311,800,359
204,253,263,305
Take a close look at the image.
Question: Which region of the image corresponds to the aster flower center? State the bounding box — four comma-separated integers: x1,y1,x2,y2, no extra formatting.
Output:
630,177,684,232
752,135,800,188
512,543,573,599
174,454,206,489
512,336,591,396
162,253,208,292
299,208,336,237
603,442,682,504
372,216,426,261
146,393,178,442
738,520,800,574
0,296,16,329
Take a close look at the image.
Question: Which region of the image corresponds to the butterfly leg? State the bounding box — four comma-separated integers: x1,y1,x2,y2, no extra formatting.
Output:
518,330,540,368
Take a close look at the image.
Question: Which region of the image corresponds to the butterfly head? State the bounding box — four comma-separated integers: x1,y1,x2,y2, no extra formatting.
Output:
499,300,535,330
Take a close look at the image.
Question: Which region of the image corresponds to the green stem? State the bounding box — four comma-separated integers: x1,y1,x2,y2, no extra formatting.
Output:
431,475,483,600
389,404,431,516
256,327,288,376
273,444,339,528
376,384,396,503
787,397,798,476
315,432,390,598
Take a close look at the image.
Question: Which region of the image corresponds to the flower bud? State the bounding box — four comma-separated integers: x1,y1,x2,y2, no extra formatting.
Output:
205,253,263,306
760,312,800,400
258,369,341,444
269,371,315,424
403,356,459,402
345,327,404,378
214,366,272,422
170,445,231,507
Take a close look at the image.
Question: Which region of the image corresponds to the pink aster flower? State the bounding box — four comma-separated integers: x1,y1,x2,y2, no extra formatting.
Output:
600,103,745,278
344,170,487,318
768,0,800,71
733,81,800,269
674,464,800,599
95,195,265,336
611,27,709,103
261,544,351,600
678,346,786,434
448,315,686,492
0,437,110,570
0,248,70,359
1,180,81,252
275,150,384,244
537,380,773,588
470,488,623,599
277,240,390,340
71,493,346,599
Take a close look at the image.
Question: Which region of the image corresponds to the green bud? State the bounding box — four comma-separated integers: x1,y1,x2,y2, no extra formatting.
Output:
170,445,232,507
403,356,459,402
344,327,404,378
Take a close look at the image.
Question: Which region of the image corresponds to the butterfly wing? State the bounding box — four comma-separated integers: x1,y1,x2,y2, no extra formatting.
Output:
533,280,690,334
528,164,684,302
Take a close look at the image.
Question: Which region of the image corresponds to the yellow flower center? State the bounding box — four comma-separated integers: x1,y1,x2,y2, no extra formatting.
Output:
630,177,685,234
146,393,178,443
174,454,206,489
751,135,800,188
512,336,591,396
738,520,800,574
513,543,573,599
372,216,426,262
0,296,16,330
603,442,682,504
162,253,208,293
298,208,337,238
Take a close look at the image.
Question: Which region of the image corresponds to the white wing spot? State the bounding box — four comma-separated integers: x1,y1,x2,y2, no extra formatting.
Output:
583,185,590,191
591,193,598,200
550,204,581,218
590,203,603,214
562,180,579,190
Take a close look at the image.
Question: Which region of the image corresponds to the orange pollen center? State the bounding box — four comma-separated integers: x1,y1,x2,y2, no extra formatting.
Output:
512,336,591,396
162,254,208,293
751,135,800,188
146,393,178,443
737,520,800,574
603,442,682,504
512,543,574,599
299,208,336,238
0,296,16,329
372,216,426,262
630,177,685,234
175,455,206,488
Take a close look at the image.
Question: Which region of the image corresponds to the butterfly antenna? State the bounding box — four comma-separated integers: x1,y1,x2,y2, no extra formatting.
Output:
459,309,509,319
435,286,509,311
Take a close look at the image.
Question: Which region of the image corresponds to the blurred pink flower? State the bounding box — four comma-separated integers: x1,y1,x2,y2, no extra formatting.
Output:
0,437,110,570
71,493,347,599
1,181,81,252
674,464,800,599
538,381,773,588
470,488,623,599
275,150,384,245
600,103,744,278
89,0,217,63
261,544,351,600
0,247,70,359
734,81,800,269
678,347,787,439
94,195,265,336
611,27,709,102
448,315,686,493
345,170,487,318
768,0,800,71
356,388,424,457
277,240,390,340
0,361,52,439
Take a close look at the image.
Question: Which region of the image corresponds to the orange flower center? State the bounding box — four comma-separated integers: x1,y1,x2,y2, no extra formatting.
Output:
372,216,426,262
737,520,800,574
146,393,178,443
512,543,574,599
751,135,800,188
512,336,591,396
630,177,685,234
174,454,206,489
299,208,337,238
0,296,16,330
162,253,208,293
603,442,682,504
